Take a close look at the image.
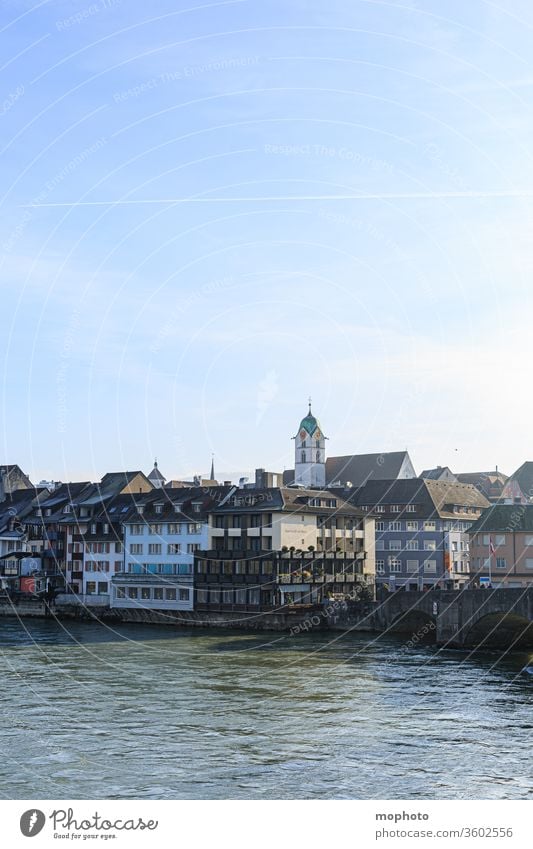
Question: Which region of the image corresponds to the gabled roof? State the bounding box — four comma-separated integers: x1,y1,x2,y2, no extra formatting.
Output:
455,471,508,500
504,461,533,500
420,466,457,482
349,477,489,518
468,504,533,533
326,451,415,487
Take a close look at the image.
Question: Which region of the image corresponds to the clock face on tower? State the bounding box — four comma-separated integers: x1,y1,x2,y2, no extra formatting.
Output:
315,429,321,440
300,429,307,439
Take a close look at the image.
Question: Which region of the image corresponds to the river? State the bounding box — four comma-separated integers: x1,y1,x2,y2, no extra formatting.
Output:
0,618,531,799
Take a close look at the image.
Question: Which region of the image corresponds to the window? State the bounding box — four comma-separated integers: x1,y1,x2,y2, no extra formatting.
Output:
179,588,190,601
188,523,202,534
406,560,419,572
149,524,162,535
115,542,122,553
114,561,122,572
235,588,247,604
165,588,176,600
376,560,385,574
424,540,437,551
153,587,164,600
187,544,200,553
97,582,108,594
389,540,402,551
127,586,138,599
406,521,419,531
406,540,418,550
301,451,306,463
232,516,241,528
482,534,491,546
214,516,225,529
525,536,533,547
389,505,400,513
248,588,260,606
141,587,151,600
148,543,162,554
154,504,163,514
167,523,181,534
116,587,125,599
424,560,437,573
495,534,506,546
90,524,97,535
389,559,402,572
496,557,507,569
86,581,96,594
376,539,385,550
192,503,202,513
405,505,416,513
375,505,385,513
525,559,533,569
130,544,143,555
130,525,143,536
375,521,385,532
168,543,181,555
452,541,458,552
103,524,109,534
389,521,401,531
424,521,436,531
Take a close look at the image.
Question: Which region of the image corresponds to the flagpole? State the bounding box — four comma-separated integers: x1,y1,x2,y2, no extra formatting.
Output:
488,536,493,586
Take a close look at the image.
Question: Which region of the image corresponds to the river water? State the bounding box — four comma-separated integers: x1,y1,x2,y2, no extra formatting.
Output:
0,618,531,800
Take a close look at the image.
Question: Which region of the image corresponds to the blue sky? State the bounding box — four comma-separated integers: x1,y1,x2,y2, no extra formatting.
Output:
1,0,533,483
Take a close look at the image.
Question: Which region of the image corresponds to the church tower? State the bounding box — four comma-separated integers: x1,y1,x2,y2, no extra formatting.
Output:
294,399,326,487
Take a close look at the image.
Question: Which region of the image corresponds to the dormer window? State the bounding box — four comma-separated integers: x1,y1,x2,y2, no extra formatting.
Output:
173,503,183,513
63,504,71,514
45,508,52,517
91,523,97,535
154,504,163,514
192,502,202,513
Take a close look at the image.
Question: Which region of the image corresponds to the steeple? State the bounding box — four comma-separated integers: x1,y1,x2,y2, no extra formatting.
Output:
147,458,166,489
293,399,326,488
210,454,215,481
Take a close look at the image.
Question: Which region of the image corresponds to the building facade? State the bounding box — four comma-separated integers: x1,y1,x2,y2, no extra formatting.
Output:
350,479,489,590
195,486,375,610
468,504,533,587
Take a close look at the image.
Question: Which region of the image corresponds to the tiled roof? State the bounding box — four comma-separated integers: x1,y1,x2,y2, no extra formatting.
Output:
468,504,533,533
326,452,414,487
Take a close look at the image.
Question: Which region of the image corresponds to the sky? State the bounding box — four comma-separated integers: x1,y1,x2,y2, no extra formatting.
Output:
1,0,533,484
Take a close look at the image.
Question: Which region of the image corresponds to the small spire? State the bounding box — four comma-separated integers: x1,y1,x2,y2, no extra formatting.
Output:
154,457,158,468
308,395,312,414
210,453,215,480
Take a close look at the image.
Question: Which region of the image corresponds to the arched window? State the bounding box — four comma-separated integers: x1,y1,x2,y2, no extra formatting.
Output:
301,439,307,448
316,450,320,463
301,451,306,463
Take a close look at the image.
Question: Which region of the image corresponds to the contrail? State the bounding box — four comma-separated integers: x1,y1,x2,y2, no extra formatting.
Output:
20,189,533,208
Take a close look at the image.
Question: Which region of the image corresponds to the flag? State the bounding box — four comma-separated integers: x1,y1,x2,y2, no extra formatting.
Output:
489,537,495,555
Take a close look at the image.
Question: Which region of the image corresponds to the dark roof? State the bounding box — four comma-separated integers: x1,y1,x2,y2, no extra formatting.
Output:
420,466,457,481
349,477,489,518
325,451,415,487
455,471,508,500
505,461,533,500
212,487,363,517
39,482,92,508
468,504,533,533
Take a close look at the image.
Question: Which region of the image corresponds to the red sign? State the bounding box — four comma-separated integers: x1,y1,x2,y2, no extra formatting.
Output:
20,577,35,594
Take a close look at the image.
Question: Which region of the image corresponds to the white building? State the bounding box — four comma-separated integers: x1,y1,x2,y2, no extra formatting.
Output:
110,490,217,612
293,401,326,488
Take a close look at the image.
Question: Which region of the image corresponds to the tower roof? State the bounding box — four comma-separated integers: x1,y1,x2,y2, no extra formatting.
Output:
148,460,165,483
295,399,323,437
